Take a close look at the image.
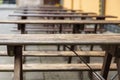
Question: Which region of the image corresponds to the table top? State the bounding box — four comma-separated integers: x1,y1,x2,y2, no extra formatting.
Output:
0,34,119,45
0,20,120,24
9,14,117,18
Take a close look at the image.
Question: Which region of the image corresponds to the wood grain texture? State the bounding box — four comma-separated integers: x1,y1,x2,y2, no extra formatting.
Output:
9,14,117,18
16,8,82,11
14,11,96,15
12,29,72,32
14,46,23,80
0,51,105,57
0,20,120,24
0,63,116,72
0,34,119,45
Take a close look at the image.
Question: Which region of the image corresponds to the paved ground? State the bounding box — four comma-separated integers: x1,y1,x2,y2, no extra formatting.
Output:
0,6,118,80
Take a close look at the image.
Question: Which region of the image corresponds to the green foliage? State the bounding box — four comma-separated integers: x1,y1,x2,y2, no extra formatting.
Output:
0,0,3,4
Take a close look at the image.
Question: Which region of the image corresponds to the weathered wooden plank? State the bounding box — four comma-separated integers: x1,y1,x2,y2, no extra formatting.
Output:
0,34,119,45
13,27,100,33
18,8,68,11
116,58,120,80
14,46,23,80
16,8,82,12
12,29,72,32
9,14,117,18
13,26,65,29
0,20,120,24
0,63,116,72
14,11,96,15
0,51,105,57
101,52,113,79
18,5,62,9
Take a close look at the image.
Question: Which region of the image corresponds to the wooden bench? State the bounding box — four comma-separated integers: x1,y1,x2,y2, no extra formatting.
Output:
1,20,120,34
0,51,105,57
10,17,112,65
0,51,109,72
12,27,73,34
0,63,116,72
0,50,108,73
9,14,117,34
12,28,104,33
6,19,119,53
9,14,117,19
0,50,115,72
13,26,103,34
1,20,120,79
19,5,63,9
16,8,82,12
0,34,119,80
14,11,97,15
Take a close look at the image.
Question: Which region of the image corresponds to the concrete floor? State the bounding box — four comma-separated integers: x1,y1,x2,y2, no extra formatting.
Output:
0,6,118,80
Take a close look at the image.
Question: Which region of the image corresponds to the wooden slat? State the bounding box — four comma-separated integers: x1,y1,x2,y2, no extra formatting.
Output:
13,27,101,33
20,5,62,8
0,51,105,57
13,27,73,29
14,11,97,15
0,63,116,72
14,46,23,80
19,6,62,9
16,8,82,12
101,52,113,79
0,20,120,24
0,34,119,45
9,14,117,18
11,29,72,32
17,8,68,11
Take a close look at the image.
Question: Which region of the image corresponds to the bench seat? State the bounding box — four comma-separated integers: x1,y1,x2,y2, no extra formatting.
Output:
0,51,105,57
0,63,116,72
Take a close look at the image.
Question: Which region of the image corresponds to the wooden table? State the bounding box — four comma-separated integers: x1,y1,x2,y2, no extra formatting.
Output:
1,34,120,80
